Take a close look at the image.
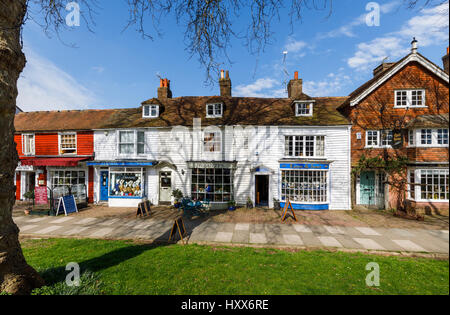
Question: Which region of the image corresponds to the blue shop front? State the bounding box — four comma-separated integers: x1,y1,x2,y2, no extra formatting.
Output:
280,162,330,210
87,161,157,207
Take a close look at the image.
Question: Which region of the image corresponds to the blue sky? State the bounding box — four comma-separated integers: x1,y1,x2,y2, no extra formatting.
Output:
18,0,449,111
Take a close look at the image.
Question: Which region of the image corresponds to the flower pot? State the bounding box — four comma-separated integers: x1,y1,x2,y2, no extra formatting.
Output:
174,203,181,209
24,209,30,215
228,206,236,211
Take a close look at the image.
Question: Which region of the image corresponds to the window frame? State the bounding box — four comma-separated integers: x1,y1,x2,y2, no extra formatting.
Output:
206,103,223,118
203,130,222,153
117,130,146,156
408,168,449,202
294,101,314,117
58,132,77,155
411,129,449,147
365,130,393,148
394,89,426,108
284,135,326,158
281,169,329,204
22,133,35,156
142,105,159,118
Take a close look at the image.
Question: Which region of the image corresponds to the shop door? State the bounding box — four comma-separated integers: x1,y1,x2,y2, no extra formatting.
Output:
100,171,109,201
159,172,172,203
255,175,269,206
27,172,36,195
360,171,375,205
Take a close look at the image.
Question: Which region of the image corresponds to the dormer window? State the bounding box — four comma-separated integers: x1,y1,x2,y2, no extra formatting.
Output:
206,103,223,118
295,101,314,117
143,105,159,118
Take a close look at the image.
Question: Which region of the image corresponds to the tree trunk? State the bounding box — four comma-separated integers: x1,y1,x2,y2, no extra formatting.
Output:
0,0,44,294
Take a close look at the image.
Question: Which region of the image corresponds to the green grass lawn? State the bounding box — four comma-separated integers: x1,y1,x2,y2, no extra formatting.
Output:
21,238,449,295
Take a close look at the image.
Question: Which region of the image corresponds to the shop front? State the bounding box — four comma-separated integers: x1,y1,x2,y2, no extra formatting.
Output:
188,161,235,210
280,162,330,210
87,161,157,207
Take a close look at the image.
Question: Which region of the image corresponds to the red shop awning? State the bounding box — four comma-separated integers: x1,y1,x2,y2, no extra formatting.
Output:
20,157,90,167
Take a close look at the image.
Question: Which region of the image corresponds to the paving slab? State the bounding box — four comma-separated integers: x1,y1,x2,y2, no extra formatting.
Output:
293,225,312,233
355,227,381,236
317,236,343,248
235,223,250,231
34,225,64,235
215,232,233,243
232,230,249,243
283,234,303,245
324,226,346,235
393,240,427,252
19,225,40,232
249,233,267,244
353,238,386,250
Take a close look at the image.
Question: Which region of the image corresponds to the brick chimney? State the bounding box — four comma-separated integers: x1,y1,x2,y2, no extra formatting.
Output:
373,62,394,77
288,71,303,99
157,78,172,100
219,70,232,97
443,47,449,74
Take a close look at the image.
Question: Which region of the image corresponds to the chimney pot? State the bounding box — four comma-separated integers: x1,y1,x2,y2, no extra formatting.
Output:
219,70,232,97
158,78,172,99
288,71,303,99
411,37,418,54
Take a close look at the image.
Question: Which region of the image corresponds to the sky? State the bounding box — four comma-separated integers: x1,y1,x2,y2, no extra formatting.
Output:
17,0,449,112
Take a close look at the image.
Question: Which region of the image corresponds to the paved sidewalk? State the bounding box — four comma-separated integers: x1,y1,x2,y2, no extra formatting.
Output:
14,214,449,254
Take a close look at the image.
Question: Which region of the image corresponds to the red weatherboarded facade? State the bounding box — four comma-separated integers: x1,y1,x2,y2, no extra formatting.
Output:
14,123,95,204
339,45,449,214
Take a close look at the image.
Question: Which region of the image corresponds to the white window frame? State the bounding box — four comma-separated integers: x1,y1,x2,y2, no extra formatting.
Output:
206,103,223,118
284,135,326,158
394,89,426,108
365,130,393,148
117,130,146,156
22,133,35,156
142,105,159,118
294,101,314,117
409,168,449,202
412,129,449,147
203,130,222,153
59,132,77,155
408,129,415,147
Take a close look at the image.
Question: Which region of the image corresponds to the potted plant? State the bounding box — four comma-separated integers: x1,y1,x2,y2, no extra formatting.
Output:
23,190,35,214
246,197,253,209
172,189,183,208
273,198,281,210
228,200,236,211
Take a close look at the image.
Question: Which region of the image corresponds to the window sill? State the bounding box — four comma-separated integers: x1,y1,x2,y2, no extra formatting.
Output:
411,199,449,203
393,106,428,109
364,146,392,149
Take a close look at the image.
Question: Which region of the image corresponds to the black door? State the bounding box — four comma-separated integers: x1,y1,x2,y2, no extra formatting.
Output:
255,175,269,206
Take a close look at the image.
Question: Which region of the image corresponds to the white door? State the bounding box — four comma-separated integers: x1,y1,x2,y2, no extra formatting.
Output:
159,171,172,202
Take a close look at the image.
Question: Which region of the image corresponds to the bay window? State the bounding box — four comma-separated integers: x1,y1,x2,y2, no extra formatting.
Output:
409,129,449,147
419,169,448,201
118,130,145,155
285,135,325,158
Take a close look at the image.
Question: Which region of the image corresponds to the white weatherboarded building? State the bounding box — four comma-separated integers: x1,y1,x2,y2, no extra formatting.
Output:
89,74,352,210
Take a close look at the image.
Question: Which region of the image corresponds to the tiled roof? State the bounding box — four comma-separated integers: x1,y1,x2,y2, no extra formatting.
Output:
14,96,350,132
406,113,449,128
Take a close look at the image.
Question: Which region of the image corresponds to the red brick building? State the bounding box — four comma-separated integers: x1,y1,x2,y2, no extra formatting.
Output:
339,42,449,214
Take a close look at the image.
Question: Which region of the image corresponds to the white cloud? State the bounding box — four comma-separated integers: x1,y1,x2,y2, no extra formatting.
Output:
234,78,287,98
303,71,352,96
284,38,307,53
347,2,449,71
17,47,99,111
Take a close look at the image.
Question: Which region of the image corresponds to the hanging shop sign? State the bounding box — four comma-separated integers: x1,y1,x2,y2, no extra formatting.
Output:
392,129,403,149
